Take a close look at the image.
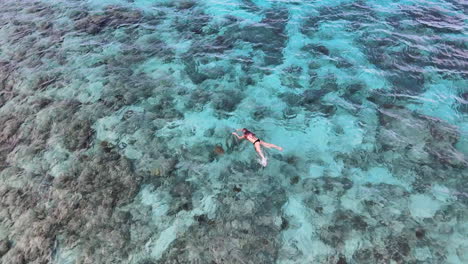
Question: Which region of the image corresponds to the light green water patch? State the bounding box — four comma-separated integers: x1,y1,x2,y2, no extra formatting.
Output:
456,122,468,155
342,231,363,261
258,73,283,92
77,81,104,103
149,213,194,259
408,194,443,219
279,195,332,263
356,68,389,90
356,106,379,149
137,185,193,260
349,167,411,191
372,0,465,13
317,21,364,60
249,0,272,9
163,108,236,140
312,20,388,90
160,33,192,56
431,184,457,203
272,108,367,162
140,185,171,218
282,5,312,56
314,64,343,82
227,41,255,58
330,112,365,153
85,0,130,9
204,0,263,22
43,145,72,178
101,42,122,57
316,191,339,216
407,78,463,125
301,116,332,153
94,106,145,144
282,33,311,65
52,246,80,264
342,183,407,219
43,78,93,102
127,184,220,262
325,159,346,178
194,193,218,219
308,164,325,179
0,167,24,190
308,0,355,9
136,57,187,82
240,88,285,116
132,0,171,9
340,185,367,214
93,115,121,142
274,116,341,166
280,8,314,88
447,241,468,264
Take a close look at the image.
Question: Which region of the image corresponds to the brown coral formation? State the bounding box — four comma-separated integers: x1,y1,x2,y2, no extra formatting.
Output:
0,150,141,263
213,145,225,155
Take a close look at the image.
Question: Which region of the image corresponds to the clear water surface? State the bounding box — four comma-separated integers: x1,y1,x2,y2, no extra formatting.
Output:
0,0,467,263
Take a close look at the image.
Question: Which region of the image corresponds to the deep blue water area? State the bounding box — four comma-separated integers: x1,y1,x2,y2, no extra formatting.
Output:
0,0,467,263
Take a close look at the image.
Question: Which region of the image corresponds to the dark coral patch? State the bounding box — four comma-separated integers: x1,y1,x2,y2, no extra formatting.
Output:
415,228,426,239
224,8,289,65
212,90,244,112
62,119,94,151
74,5,142,34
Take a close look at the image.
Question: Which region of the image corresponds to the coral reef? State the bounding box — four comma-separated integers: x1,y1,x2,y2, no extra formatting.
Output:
212,90,244,113
0,149,142,263
224,7,289,66
0,0,466,263
74,6,143,34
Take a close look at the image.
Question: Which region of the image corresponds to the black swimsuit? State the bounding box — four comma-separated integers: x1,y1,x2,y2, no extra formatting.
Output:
244,131,261,145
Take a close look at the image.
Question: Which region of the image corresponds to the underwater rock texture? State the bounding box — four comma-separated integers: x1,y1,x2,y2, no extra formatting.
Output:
0,0,466,264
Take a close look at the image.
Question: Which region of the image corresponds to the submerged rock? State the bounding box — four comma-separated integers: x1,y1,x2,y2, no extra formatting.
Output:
0,240,11,257
213,145,225,155
279,92,302,107
185,88,211,111
251,106,272,121
301,44,330,56
183,57,210,85
174,0,197,10
302,88,327,106
378,106,465,167
74,5,142,34
280,65,304,89
415,228,426,239
212,90,244,112
224,7,289,65
282,107,297,120
225,134,242,153
62,119,94,151
159,187,287,264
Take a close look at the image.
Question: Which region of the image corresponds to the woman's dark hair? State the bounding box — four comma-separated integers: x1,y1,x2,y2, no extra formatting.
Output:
242,128,254,136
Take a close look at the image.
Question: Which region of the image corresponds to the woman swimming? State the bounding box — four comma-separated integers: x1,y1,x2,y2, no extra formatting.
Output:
232,128,283,167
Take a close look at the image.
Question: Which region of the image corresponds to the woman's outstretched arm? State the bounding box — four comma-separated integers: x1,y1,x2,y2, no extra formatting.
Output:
232,132,245,140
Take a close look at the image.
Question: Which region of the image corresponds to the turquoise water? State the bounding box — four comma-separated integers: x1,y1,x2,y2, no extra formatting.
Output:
0,0,467,263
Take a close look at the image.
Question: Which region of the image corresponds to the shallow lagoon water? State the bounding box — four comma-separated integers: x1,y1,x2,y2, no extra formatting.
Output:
0,0,467,263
